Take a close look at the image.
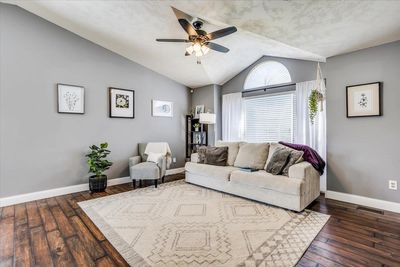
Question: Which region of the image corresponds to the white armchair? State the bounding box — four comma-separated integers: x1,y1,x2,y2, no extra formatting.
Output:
129,143,168,188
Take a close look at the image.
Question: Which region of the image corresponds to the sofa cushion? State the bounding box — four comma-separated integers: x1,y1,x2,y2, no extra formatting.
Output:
234,143,269,170
230,170,302,196
216,141,241,166
185,162,238,181
265,147,292,175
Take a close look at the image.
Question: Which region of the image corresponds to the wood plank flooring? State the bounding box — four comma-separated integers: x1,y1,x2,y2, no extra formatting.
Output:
1,173,399,267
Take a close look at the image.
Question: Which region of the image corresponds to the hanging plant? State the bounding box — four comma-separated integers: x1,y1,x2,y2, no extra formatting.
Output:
309,89,319,124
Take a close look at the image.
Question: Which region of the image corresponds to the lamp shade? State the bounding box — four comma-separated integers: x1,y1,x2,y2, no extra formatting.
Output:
199,113,216,124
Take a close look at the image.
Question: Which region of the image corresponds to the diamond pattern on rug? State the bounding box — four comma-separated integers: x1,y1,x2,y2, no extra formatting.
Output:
78,180,329,266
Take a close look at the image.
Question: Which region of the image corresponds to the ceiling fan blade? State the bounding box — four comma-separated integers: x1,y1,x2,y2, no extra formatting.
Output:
156,39,189,42
206,26,237,40
205,42,230,53
178,18,198,36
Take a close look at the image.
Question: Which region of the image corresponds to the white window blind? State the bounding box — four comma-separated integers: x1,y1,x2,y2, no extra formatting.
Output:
244,92,296,143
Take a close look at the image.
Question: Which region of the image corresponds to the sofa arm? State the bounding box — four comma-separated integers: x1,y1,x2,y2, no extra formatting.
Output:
288,161,319,180
129,156,141,167
191,153,200,163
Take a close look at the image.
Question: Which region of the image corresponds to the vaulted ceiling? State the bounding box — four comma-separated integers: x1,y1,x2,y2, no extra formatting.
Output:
4,0,400,88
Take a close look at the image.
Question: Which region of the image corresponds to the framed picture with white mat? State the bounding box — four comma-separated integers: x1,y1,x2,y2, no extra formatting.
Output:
346,82,382,118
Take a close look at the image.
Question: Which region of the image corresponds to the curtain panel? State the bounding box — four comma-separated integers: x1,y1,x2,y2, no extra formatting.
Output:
222,93,243,141
295,80,327,191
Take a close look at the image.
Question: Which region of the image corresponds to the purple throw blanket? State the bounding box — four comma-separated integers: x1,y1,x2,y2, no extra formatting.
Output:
279,141,325,175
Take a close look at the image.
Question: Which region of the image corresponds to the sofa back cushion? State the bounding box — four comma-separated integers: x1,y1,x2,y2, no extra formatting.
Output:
197,146,229,166
233,143,269,170
215,141,241,166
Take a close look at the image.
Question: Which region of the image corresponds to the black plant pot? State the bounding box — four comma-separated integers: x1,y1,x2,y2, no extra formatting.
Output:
89,175,107,192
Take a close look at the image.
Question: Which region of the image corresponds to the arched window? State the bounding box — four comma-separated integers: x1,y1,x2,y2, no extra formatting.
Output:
242,61,295,143
244,61,291,90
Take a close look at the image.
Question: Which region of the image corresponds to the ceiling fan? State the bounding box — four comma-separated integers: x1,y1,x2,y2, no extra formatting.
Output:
156,15,237,64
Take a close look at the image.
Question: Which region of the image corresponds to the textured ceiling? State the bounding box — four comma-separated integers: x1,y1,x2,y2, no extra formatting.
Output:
3,0,400,88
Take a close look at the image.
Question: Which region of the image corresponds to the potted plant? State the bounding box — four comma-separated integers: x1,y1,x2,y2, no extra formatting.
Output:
193,123,201,131
86,142,113,192
308,89,324,124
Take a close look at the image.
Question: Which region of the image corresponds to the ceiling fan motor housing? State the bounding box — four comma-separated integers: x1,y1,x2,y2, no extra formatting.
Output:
192,20,204,30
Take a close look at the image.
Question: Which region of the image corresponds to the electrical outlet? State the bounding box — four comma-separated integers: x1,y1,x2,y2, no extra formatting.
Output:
172,157,176,163
388,180,397,190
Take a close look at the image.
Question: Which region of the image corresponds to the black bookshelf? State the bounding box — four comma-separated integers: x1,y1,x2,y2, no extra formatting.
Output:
185,115,208,159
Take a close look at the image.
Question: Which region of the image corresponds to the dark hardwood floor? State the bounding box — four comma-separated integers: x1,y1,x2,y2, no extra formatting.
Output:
1,173,400,267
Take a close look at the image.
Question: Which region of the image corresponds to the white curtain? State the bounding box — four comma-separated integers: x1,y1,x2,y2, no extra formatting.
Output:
222,93,243,141
295,80,327,192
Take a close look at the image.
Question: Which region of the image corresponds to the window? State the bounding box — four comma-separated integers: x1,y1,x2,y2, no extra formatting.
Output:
244,61,291,90
242,61,295,143
244,92,296,143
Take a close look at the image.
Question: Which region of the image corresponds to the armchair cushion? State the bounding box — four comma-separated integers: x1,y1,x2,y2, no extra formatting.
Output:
130,162,160,180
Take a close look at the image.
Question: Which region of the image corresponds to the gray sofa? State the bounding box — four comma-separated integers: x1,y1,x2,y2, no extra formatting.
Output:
185,141,320,211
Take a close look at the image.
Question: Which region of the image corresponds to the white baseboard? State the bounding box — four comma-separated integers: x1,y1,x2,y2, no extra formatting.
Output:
0,176,131,207
0,168,185,207
166,167,185,175
325,190,400,213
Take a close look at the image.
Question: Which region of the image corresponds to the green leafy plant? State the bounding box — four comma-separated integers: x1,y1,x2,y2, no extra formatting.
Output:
86,143,113,177
193,123,201,129
309,89,319,124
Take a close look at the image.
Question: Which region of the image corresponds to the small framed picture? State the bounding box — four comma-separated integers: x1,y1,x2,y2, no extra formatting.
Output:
152,100,173,117
194,105,205,118
109,88,135,118
57,83,85,114
346,82,382,118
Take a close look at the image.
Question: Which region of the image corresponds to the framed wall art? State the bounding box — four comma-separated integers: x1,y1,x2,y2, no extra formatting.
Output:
152,100,173,117
57,83,85,114
194,105,205,119
346,82,382,118
109,87,135,118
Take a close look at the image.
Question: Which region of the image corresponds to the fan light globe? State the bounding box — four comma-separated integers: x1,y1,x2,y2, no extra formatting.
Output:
201,46,210,55
193,43,201,52
195,51,203,57
186,45,194,54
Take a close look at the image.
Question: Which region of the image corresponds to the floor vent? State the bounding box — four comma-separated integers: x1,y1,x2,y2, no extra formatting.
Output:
357,206,383,214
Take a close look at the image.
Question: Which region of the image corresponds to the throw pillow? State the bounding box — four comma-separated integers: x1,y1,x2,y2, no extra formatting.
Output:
281,150,304,176
146,153,164,164
216,141,241,166
197,146,229,166
197,146,208,164
265,147,292,175
204,146,229,166
233,143,269,170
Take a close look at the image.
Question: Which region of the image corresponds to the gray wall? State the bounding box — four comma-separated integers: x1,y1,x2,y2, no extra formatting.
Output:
222,56,323,95
0,4,190,197
326,41,400,202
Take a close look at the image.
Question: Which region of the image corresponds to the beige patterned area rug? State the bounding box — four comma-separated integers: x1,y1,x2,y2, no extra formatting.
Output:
79,180,329,266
